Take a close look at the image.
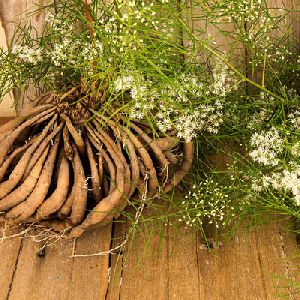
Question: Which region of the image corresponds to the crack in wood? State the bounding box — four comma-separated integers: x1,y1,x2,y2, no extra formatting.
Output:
5,239,24,300
105,220,126,300
105,222,115,300
254,229,268,300
278,223,298,300
195,232,201,300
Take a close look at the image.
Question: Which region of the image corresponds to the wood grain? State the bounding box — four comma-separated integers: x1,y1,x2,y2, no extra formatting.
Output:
120,203,169,300
0,20,15,117
0,0,52,116
168,225,200,300
5,224,112,300
106,217,127,300
0,227,23,300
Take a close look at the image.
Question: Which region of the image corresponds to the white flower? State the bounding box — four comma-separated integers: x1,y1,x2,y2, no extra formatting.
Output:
288,110,300,130
114,75,135,92
251,180,263,192
291,142,300,157
12,45,43,65
249,127,283,166
257,166,300,206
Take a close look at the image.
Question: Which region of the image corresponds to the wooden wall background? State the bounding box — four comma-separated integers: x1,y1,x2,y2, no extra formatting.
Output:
0,1,299,300
0,0,299,116
0,20,15,117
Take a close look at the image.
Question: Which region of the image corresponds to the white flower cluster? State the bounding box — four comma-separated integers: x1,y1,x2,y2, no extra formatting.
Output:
174,101,224,141
114,74,155,120
252,166,300,206
11,45,42,65
291,142,300,157
249,127,283,166
113,71,225,141
180,180,235,229
51,40,71,67
211,62,235,96
287,110,300,130
114,75,135,92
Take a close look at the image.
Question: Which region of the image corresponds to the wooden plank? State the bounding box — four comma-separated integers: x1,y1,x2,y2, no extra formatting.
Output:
289,0,300,49
67,224,112,300
8,237,74,300
0,118,21,300
253,219,300,299
106,217,127,300
7,224,112,300
255,222,297,299
197,229,267,299
189,2,245,68
168,224,200,300
120,204,169,300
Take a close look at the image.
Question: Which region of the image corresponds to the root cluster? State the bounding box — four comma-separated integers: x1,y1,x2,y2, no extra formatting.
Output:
0,90,193,238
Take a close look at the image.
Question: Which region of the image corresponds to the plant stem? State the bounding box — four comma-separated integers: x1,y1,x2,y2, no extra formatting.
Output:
82,0,98,99
178,18,285,102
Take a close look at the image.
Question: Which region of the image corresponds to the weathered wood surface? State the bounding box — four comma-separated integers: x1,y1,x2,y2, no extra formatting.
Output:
0,20,15,117
0,0,51,116
0,207,299,299
0,0,299,299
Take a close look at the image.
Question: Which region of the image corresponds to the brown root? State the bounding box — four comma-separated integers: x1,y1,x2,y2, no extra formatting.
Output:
0,137,37,183
36,152,70,220
23,122,63,179
0,96,194,238
164,141,193,193
121,118,170,176
0,115,58,199
70,145,88,225
63,125,74,160
57,188,74,219
164,151,179,165
85,137,102,203
119,131,140,198
86,126,116,194
121,125,159,197
92,112,158,197
92,120,131,198
0,146,49,212
5,135,61,223
60,113,85,155
0,104,54,136
69,130,125,238
153,137,179,151
0,108,56,167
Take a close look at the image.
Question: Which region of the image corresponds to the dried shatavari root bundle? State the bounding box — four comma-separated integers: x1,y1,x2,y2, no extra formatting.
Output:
0,88,193,238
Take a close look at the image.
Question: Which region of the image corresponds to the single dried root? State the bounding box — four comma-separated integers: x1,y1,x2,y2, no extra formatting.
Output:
63,125,74,160
70,145,88,225
85,138,102,203
0,136,37,183
0,104,53,136
36,152,70,221
0,108,55,167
